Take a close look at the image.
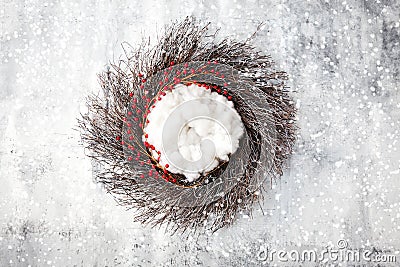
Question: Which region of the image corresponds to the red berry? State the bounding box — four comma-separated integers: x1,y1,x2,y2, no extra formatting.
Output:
165,164,169,168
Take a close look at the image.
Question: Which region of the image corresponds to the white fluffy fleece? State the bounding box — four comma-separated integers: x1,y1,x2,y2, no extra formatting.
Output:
143,83,244,182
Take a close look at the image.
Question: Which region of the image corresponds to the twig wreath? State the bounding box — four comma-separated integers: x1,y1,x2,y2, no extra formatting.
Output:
78,17,296,234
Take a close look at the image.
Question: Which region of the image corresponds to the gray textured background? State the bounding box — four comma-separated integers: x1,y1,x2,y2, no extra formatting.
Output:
1,0,399,266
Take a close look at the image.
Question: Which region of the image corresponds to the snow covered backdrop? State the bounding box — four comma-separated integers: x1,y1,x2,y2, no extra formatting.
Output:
0,0,399,266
